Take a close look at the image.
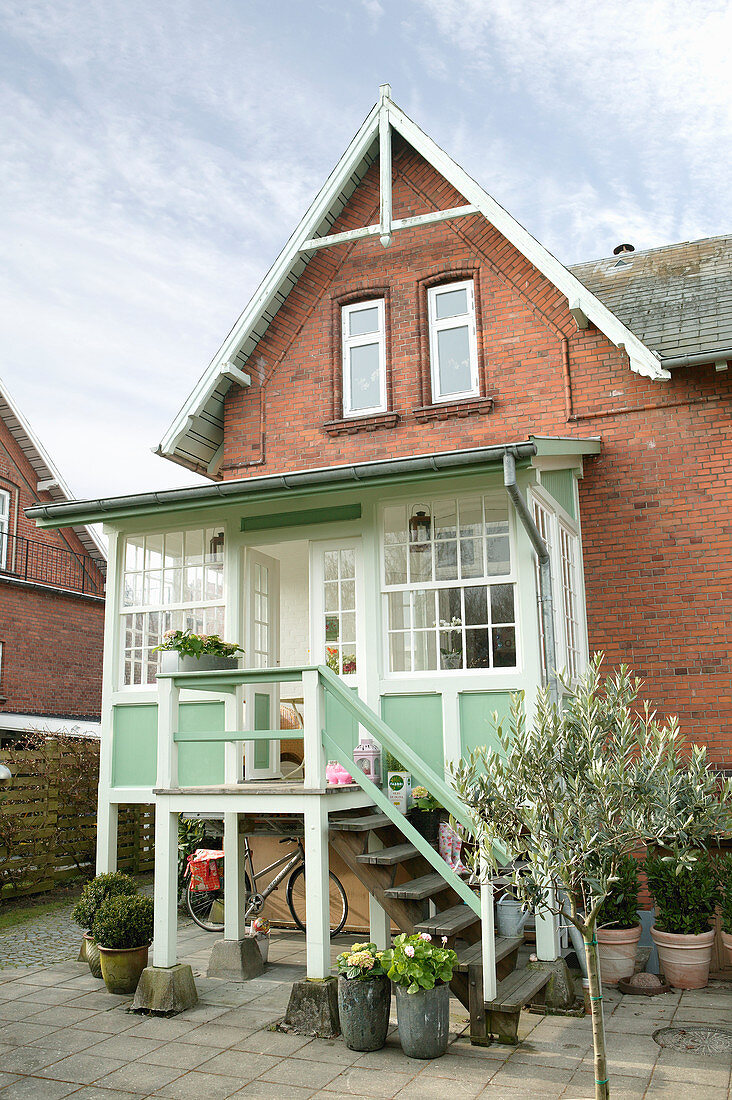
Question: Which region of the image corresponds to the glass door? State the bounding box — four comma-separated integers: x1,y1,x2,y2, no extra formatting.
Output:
310,539,364,693
243,548,281,780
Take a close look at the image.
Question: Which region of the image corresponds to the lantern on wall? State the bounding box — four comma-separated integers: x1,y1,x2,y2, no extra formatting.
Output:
353,736,382,785
409,507,431,550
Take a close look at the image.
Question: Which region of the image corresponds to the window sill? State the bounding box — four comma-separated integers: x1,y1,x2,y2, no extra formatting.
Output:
413,396,494,422
324,412,400,436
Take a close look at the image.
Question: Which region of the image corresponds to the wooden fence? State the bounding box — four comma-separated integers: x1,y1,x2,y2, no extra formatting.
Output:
0,738,154,898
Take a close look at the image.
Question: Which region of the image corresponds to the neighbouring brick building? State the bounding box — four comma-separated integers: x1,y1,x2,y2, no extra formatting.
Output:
0,376,106,740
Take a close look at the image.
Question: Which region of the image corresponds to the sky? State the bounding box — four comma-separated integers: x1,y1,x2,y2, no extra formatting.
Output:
1,0,730,501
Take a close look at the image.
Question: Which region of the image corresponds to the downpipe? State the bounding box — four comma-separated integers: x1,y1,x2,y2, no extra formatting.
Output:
503,450,560,704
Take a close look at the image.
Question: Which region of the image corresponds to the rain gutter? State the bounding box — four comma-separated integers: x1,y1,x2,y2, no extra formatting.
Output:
658,347,732,369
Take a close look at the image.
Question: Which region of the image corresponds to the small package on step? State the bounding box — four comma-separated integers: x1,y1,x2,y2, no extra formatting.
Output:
387,772,411,813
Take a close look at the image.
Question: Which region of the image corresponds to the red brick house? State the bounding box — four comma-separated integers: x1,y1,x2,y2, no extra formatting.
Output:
0,375,106,741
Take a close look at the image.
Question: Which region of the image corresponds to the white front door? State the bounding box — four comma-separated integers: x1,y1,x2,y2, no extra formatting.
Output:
310,539,365,693
243,548,281,780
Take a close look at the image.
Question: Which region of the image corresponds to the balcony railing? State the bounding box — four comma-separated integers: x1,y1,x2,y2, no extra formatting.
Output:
0,532,105,596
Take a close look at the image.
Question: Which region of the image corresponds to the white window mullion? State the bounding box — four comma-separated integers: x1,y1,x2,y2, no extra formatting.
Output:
428,280,479,403
342,298,386,417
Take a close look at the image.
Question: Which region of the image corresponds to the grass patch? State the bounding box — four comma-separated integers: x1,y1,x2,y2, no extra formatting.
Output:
0,896,73,934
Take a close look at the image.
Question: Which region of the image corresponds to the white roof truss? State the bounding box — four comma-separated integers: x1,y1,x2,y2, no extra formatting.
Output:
0,375,107,568
158,85,669,477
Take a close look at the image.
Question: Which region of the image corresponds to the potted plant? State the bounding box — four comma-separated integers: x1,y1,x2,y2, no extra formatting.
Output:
646,850,718,989
91,893,154,995
335,941,390,1052
595,854,641,984
382,932,457,1059
719,854,732,966
72,871,138,979
249,916,270,963
408,786,443,846
155,629,243,674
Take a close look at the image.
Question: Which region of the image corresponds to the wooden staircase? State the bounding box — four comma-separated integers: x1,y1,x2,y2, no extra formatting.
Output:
330,809,550,1044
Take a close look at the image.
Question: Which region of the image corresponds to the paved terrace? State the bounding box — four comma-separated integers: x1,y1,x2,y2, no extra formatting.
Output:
0,918,729,1099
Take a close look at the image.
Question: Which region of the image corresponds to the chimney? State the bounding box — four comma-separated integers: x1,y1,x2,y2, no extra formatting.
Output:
613,243,635,255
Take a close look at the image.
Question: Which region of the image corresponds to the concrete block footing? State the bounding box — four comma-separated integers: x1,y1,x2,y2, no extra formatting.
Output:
132,964,198,1015
207,937,264,982
283,976,340,1038
526,957,576,1009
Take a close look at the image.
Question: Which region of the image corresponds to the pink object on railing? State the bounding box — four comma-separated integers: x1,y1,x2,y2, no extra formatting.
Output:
326,761,353,785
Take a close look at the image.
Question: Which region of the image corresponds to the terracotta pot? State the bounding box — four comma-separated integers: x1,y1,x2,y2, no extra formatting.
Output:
596,924,642,985
650,925,715,989
721,929,732,968
83,933,103,979
98,943,149,995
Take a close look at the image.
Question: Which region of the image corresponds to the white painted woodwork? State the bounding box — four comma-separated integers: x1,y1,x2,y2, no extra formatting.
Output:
302,668,326,790
368,831,391,950
299,204,478,253
156,676,179,791
569,301,589,330
535,883,561,961
243,548,281,780
480,851,497,1001
379,98,392,247
95,801,118,874
220,361,252,387
223,812,247,940
36,478,59,492
152,803,179,968
304,798,331,979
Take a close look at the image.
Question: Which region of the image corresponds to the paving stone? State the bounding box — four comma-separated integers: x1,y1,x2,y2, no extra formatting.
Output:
66,1089,141,1100
234,1028,314,1056
0,1044,74,1073
230,1082,316,1099
0,1072,21,1089
394,1075,484,1100
139,1040,219,1070
0,998,47,1020
200,1048,280,1078
260,1055,344,1090
0,1078,79,1099
152,1068,244,1099
178,1021,254,1047
295,1038,363,1066
18,987,83,1006
124,1015,202,1040
88,1033,166,1060
32,1005,103,1027
654,1047,732,1088
71,1010,140,1034
479,1060,571,1099
647,1070,730,1098
36,1051,127,1084
95,1060,185,1093
563,1068,647,1099
322,1066,414,1097
31,1026,105,1054
0,1020,60,1045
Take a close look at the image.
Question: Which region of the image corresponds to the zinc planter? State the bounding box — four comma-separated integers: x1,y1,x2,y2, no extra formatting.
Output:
159,651,240,675
99,944,150,995
596,924,642,985
722,930,732,968
83,934,103,979
338,975,391,1052
395,983,450,1059
408,809,442,848
650,925,715,989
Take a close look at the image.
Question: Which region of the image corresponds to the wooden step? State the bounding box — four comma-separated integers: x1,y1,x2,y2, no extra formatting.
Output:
414,904,479,937
483,968,551,1044
329,813,392,832
454,935,524,972
384,873,449,901
356,842,419,866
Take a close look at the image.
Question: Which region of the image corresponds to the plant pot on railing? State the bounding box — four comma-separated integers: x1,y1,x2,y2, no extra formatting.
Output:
155,630,244,676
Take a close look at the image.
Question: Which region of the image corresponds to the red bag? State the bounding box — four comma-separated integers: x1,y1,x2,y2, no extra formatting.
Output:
187,848,224,892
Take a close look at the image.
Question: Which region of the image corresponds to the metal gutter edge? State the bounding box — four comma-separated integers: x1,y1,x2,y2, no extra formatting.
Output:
658,347,732,369
25,441,540,526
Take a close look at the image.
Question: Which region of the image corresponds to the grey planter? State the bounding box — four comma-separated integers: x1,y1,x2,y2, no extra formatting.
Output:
159,651,240,675
395,982,450,1059
338,975,391,1052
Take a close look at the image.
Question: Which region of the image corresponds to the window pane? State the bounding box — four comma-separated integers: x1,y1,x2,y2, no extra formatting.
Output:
490,584,515,624
413,589,434,630
389,632,410,672
384,544,407,585
341,579,355,610
460,538,483,578
435,539,458,581
325,615,339,642
459,498,483,539
433,500,457,540
324,551,338,581
435,287,468,320
125,536,145,572
466,628,491,668
145,534,164,571
340,549,355,579
438,587,462,624
324,581,339,613
388,591,411,631
384,506,407,545
342,650,357,675
492,626,516,667
164,531,184,568
464,586,488,625
484,504,509,535
185,529,204,565
348,305,380,336
439,631,462,669
414,630,437,672
486,535,511,575
409,543,432,582
349,343,381,410
437,326,472,396
341,612,356,644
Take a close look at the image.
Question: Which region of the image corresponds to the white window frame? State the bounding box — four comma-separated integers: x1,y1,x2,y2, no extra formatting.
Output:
379,493,519,677
341,298,387,418
0,489,10,571
427,280,479,403
118,524,227,689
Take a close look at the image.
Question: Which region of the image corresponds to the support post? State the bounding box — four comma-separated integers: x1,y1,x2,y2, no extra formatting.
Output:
304,798,330,980
535,882,561,961
367,832,391,951
223,812,247,940
157,676,180,790
480,851,497,1001
302,669,326,790
379,85,392,247
224,685,244,783
96,800,119,874
152,800,178,968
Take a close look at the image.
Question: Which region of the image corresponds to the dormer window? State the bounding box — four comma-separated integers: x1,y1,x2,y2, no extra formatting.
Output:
342,299,386,417
428,280,479,402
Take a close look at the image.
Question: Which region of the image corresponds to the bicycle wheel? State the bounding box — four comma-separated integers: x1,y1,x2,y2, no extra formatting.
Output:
186,871,253,932
286,865,348,936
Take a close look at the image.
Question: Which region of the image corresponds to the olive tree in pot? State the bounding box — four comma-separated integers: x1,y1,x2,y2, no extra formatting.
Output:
595,854,641,985
382,932,457,1060
335,942,390,1052
449,655,731,1100
645,851,718,989
719,854,732,967
92,894,154,995
72,872,138,979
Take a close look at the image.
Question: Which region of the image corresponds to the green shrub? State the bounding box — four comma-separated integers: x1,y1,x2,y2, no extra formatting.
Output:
596,855,640,930
72,872,138,932
91,894,154,950
718,853,732,934
645,851,717,935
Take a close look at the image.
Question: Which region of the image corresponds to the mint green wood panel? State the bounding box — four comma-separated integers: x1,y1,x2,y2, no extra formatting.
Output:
324,686,359,758
540,469,575,519
459,692,513,759
253,693,271,770
112,704,157,787
381,694,443,776
177,702,226,786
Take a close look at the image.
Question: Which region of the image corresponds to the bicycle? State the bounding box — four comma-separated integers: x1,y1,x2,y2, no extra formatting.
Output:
185,835,348,937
